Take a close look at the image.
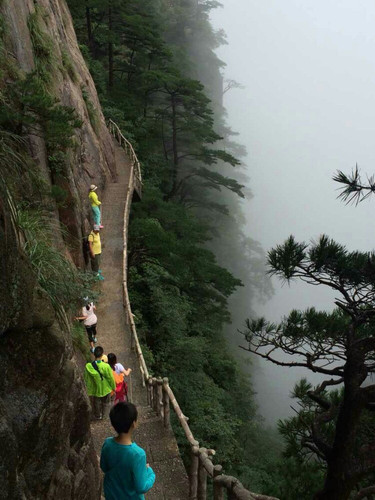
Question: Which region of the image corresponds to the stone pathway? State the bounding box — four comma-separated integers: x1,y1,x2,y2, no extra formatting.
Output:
90,142,189,499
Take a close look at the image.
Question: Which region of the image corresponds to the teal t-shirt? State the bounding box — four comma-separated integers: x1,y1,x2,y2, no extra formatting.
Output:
100,437,155,500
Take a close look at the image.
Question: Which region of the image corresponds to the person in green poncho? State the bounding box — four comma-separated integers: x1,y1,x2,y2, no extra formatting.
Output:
84,346,115,419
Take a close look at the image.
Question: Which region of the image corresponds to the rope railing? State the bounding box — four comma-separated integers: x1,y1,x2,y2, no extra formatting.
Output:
108,119,279,500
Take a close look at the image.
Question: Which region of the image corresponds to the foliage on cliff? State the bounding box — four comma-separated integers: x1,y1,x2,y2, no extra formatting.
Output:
0,8,93,330
0,3,115,496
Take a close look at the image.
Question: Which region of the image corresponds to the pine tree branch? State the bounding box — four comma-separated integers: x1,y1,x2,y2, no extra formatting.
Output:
238,345,344,376
307,392,331,410
333,165,375,205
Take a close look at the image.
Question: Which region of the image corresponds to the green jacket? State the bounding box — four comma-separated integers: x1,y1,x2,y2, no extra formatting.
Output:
84,360,115,397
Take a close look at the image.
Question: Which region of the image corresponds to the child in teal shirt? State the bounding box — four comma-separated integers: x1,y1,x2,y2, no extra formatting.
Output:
100,402,155,499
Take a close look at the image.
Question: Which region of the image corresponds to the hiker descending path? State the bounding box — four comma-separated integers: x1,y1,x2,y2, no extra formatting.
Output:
90,141,189,499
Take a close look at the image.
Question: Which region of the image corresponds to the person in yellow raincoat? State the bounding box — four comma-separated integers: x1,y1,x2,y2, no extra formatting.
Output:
89,184,103,228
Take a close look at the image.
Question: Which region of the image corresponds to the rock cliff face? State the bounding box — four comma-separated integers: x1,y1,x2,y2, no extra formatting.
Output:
2,0,115,265
0,262,100,499
0,0,116,498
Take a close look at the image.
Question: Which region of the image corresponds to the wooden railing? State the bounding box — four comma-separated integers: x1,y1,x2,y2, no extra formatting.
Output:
108,119,142,200
108,119,279,500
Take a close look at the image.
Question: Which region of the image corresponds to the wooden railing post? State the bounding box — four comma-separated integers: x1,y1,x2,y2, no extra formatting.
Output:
228,477,239,500
156,377,163,417
228,480,236,500
213,465,224,500
152,378,158,413
197,448,207,500
189,442,199,500
130,324,135,350
162,378,170,428
147,377,153,407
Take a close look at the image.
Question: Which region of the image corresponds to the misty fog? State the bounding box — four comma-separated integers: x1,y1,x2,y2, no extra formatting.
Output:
211,0,375,424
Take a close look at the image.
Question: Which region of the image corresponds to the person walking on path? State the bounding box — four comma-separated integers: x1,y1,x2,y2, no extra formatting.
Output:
100,402,156,500
108,353,132,404
84,346,115,420
108,353,132,377
88,225,104,280
89,184,103,228
75,298,98,353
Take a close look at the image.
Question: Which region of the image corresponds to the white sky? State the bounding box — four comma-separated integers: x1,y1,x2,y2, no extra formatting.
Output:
211,0,375,423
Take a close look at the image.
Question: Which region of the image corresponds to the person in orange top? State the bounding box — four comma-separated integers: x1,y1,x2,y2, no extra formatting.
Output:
108,353,132,404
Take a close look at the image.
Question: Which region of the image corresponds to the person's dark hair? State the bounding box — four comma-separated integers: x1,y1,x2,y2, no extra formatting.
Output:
86,304,90,311
110,402,138,434
108,353,117,370
94,346,104,358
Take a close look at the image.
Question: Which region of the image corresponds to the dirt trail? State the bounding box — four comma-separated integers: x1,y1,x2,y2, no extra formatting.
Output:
90,142,189,499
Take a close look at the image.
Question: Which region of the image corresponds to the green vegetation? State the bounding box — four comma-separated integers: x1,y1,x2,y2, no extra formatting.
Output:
4,1,373,496
81,86,100,133
67,0,279,491
61,49,78,82
243,236,375,498
72,322,91,360
27,5,56,90
15,209,96,317
0,13,91,350
50,184,68,206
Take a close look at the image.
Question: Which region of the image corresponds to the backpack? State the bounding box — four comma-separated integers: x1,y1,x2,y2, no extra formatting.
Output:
83,236,90,264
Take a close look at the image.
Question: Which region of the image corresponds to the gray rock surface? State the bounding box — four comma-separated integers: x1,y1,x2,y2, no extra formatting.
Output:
0,0,116,497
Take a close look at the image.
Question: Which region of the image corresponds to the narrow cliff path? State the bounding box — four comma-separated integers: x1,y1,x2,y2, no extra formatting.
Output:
90,142,189,500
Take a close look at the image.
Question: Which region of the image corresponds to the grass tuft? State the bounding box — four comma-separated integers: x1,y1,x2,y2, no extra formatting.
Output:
72,322,91,361
15,209,99,318
81,86,100,133
27,6,56,90
61,49,78,83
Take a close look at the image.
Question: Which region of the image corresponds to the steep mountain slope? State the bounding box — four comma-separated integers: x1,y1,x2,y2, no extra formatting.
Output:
2,0,115,263
0,0,116,498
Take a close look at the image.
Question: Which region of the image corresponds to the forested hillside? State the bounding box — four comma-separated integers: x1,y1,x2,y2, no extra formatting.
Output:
66,0,286,494
3,0,354,497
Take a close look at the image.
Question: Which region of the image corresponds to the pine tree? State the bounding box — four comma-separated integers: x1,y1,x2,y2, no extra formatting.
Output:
156,71,243,199
242,235,375,499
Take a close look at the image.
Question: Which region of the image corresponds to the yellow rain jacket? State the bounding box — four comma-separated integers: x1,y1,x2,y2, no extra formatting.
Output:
89,191,101,207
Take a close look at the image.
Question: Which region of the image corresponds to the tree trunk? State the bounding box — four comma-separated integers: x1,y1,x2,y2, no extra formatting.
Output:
170,93,178,196
143,57,153,117
85,4,93,54
315,350,366,499
161,116,169,161
108,2,114,88
127,47,136,86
